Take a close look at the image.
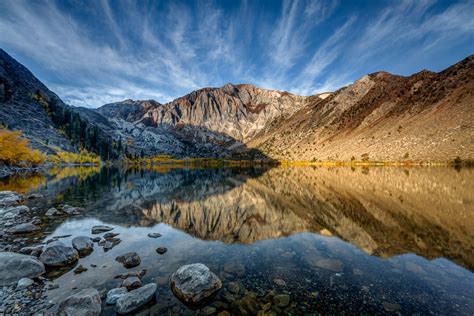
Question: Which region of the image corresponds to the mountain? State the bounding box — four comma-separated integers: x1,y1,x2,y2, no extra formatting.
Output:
97,99,160,122
249,55,474,161
1,47,473,162
0,49,119,159
100,55,474,162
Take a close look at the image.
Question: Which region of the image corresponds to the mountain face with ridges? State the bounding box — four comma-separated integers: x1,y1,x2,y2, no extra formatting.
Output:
249,55,474,161
97,99,160,122
137,83,308,142
1,47,473,162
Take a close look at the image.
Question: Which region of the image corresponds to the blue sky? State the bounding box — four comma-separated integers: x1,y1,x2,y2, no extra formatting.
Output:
0,0,473,108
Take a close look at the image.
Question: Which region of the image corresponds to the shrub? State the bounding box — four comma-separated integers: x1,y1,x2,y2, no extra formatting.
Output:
0,129,45,167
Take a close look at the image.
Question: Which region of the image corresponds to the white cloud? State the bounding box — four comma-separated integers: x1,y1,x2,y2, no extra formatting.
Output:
0,0,472,107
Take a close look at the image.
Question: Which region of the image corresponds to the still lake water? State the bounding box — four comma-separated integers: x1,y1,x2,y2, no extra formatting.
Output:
1,165,473,315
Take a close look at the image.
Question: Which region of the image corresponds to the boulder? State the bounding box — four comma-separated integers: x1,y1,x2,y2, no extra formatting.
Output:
116,252,141,268
58,288,101,316
116,283,157,314
8,222,40,234
39,243,79,267
16,277,34,290
91,225,114,234
19,245,43,257
2,205,29,219
45,207,62,217
106,287,128,305
72,236,94,256
63,205,84,215
170,263,222,305
0,252,45,286
121,276,142,290
27,193,43,199
0,191,22,208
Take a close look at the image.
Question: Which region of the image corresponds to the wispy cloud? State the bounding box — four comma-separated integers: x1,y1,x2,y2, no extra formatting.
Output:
0,0,472,107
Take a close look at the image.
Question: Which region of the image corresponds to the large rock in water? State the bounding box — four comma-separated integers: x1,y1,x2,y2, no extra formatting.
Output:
170,263,222,305
0,252,45,286
115,252,141,268
39,243,79,267
116,283,157,314
58,288,101,316
72,236,94,256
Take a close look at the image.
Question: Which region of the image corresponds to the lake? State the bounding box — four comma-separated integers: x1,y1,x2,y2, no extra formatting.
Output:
1,165,473,315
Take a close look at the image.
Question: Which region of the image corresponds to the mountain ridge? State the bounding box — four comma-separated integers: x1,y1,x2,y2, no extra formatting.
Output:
1,48,473,162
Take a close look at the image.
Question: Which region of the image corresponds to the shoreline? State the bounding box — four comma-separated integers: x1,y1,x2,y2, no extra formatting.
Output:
1,158,471,179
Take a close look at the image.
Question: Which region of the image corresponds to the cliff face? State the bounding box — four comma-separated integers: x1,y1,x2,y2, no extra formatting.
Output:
139,83,309,142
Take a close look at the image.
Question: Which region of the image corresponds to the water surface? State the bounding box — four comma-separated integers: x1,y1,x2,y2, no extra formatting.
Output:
2,166,473,315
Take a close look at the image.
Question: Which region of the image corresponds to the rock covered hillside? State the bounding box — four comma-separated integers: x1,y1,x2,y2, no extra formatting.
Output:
250,55,474,161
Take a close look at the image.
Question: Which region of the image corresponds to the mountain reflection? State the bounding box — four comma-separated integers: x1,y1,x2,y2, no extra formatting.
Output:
33,166,474,271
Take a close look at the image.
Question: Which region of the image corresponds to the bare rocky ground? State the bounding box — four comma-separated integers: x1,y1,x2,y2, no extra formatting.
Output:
250,55,474,162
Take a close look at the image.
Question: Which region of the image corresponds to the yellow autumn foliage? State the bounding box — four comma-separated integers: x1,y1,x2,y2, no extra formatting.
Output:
47,150,101,165
0,129,45,167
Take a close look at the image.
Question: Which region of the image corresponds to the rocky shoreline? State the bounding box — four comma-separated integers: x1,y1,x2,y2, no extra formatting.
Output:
0,189,299,315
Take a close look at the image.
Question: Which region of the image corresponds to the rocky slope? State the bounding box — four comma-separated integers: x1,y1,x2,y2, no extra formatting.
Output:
99,55,473,162
0,49,75,152
0,49,119,160
250,55,474,161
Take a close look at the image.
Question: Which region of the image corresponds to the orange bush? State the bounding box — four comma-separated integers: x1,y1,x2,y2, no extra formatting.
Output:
0,129,45,167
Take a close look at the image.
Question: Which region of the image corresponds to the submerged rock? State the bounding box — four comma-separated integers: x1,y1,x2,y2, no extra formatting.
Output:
230,292,259,315
147,232,161,238
91,225,114,234
116,283,157,314
170,263,222,305
58,288,101,316
39,243,79,267
312,258,343,272
73,265,88,274
8,223,40,234
116,252,141,268
121,276,142,290
156,247,167,255
0,252,45,286
72,236,94,256
106,287,128,305
273,294,290,307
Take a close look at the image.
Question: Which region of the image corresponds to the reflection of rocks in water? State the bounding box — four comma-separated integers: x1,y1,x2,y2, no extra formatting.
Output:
128,167,473,270
29,166,474,271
